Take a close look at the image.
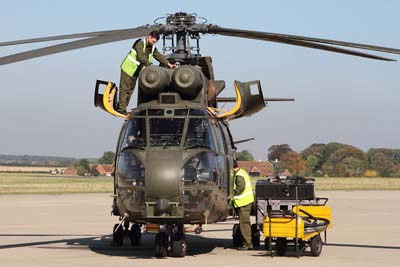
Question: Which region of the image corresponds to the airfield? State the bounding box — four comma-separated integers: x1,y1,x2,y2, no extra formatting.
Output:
0,191,399,267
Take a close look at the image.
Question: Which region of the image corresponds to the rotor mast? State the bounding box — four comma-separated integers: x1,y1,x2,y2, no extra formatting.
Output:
159,12,208,61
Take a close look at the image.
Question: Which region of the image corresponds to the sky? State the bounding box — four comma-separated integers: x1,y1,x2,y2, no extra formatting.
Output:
0,0,399,159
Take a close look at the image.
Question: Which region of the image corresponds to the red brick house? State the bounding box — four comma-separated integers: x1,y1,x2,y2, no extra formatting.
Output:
96,164,113,176
237,161,274,177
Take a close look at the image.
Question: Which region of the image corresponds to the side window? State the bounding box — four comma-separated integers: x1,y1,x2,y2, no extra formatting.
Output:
219,122,235,150
117,122,129,153
214,123,227,154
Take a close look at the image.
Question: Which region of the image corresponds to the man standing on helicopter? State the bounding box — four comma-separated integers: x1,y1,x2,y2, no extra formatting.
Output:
117,31,176,115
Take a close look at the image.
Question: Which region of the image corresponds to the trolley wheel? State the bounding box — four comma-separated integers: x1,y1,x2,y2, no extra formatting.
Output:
232,223,243,247
251,223,260,247
276,238,287,256
129,223,141,246
112,223,124,246
310,234,323,256
264,237,272,251
155,232,168,258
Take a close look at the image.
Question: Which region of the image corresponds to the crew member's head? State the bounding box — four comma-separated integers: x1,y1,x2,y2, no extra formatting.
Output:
147,31,161,46
233,160,239,171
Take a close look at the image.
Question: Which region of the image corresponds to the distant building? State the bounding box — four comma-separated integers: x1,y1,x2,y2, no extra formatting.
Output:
237,161,274,177
62,168,78,176
96,164,113,176
278,169,292,178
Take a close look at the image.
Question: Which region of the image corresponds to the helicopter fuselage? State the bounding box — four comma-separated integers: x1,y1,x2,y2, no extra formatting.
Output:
112,102,236,225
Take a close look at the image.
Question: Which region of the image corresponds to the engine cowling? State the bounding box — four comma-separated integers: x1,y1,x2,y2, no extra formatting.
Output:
171,65,203,99
138,66,170,96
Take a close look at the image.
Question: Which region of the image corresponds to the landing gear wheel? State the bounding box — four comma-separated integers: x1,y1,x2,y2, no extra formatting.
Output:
155,232,168,258
172,234,187,257
276,238,287,256
113,223,124,246
251,223,260,247
129,223,141,246
310,234,323,256
232,223,243,248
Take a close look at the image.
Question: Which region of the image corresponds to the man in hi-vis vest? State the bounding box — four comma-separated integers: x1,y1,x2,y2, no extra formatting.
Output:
233,160,255,250
117,31,176,115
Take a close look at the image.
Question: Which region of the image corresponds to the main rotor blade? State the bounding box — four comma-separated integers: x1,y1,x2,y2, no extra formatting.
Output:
0,27,156,66
211,27,398,61
0,27,155,47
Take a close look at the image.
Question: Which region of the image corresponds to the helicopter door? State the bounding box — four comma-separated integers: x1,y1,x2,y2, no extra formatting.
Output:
216,80,266,120
94,80,128,118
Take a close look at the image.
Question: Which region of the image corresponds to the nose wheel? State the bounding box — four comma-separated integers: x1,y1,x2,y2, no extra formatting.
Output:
112,222,142,247
154,224,187,258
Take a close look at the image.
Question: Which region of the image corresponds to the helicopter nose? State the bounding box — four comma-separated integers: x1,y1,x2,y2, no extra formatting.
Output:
145,150,181,202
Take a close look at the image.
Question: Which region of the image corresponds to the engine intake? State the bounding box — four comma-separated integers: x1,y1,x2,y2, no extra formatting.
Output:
171,65,203,99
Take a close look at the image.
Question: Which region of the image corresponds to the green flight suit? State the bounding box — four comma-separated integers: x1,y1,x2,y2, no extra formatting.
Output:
234,172,254,247
117,39,170,112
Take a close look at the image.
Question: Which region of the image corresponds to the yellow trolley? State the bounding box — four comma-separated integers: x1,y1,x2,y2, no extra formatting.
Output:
259,204,332,257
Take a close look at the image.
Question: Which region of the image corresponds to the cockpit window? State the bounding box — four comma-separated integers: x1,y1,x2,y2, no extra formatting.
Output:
123,118,147,149
150,118,185,146
184,119,216,151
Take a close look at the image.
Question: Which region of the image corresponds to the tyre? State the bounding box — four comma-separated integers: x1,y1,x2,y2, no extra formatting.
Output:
310,234,323,256
129,223,141,246
113,223,124,246
172,234,187,257
251,223,260,247
276,238,287,256
264,237,273,251
155,232,168,258
232,223,243,247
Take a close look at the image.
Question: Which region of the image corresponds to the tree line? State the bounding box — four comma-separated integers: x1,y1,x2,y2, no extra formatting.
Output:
237,143,400,177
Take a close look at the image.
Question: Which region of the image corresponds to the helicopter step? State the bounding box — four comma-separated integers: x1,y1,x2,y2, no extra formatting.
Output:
94,80,128,119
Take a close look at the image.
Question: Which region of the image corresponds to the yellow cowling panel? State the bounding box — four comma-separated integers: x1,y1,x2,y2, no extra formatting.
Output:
216,81,242,119
102,82,128,119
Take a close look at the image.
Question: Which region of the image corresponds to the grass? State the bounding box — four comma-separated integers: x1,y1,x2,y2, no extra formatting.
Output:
0,173,113,194
1,173,400,194
251,177,400,190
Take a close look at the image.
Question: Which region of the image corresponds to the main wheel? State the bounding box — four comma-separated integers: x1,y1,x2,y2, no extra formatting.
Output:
251,223,260,247
155,232,168,258
171,234,187,257
232,224,243,247
276,238,287,256
310,234,323,256
113,223,124,246
129,223,141,246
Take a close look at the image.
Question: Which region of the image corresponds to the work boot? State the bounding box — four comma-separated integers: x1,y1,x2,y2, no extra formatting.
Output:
237,244,253,250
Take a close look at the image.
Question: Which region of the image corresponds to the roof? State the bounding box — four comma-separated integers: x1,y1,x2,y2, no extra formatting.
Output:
96,164,113,175
237,161,274,177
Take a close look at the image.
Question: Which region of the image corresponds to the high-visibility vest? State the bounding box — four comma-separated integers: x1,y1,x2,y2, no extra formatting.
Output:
233,168,255,208
120,39,155,77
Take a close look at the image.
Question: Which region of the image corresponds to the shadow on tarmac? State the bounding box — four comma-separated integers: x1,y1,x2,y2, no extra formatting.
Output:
1,233,399,259
0,232,234,259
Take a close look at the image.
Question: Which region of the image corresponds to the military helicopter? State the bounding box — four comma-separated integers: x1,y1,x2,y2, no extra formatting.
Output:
1,12,400,258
